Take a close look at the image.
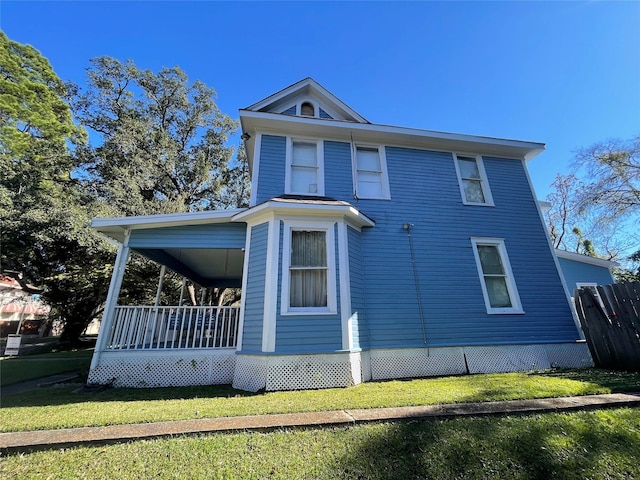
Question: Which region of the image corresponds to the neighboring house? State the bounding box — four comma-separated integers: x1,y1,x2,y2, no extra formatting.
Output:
0,274,50,336
555,249,618,293
555,249,619,316
88,78,593,391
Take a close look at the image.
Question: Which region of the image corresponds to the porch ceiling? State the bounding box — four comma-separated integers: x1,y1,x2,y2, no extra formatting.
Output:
135,247,244,289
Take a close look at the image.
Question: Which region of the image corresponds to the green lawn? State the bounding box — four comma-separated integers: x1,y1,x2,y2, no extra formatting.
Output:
1,368,639,433
0,349,93,386
2,408,639,479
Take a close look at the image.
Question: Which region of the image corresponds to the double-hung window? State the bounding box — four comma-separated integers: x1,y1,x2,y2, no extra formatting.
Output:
471,238,523,314
287,139,324,195
354,145,390,199
454,154,493,206
281,222,336,315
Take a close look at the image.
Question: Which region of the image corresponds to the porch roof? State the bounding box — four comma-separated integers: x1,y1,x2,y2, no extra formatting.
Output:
92,209,247,289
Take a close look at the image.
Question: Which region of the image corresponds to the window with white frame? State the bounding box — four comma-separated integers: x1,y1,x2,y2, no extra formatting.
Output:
454,154,493,206
471,238,523,314
354,145,390,199
281,222,336,314
287,139,324,195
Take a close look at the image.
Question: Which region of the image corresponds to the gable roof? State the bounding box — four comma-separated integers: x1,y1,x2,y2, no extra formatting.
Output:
555,249,620,268
239,78,546,175
243,77,369,124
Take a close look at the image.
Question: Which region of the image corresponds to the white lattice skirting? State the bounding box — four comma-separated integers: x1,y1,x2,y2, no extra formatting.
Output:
369,343,593,381
233,352,366,392
88,343,592,391
87,349,236,388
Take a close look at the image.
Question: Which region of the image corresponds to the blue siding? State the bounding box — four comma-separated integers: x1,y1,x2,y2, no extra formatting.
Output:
275,222,343,353
253,131,579,352
348,226,368,350
257,137,353,203
256,135,287,203
282,106,296,115
128,223,246,249
240,222,268,353
324,141,354,200
558,257,615,291
352,147,579,349
319,108,332,119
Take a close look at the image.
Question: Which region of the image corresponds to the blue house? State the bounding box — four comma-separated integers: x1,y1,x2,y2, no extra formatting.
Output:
555,249,618,293
88,78,593,391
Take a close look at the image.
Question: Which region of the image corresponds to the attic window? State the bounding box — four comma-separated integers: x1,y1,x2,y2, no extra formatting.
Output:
301,102,315,117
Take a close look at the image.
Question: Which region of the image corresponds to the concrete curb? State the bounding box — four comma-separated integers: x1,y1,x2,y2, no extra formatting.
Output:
1,393,639,453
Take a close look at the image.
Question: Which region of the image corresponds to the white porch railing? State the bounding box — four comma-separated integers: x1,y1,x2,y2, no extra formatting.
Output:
105,305,240,350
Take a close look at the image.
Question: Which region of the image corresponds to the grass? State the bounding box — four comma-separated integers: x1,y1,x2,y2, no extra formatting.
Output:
1,407,639,479
0,349,93,387
1,368,639,432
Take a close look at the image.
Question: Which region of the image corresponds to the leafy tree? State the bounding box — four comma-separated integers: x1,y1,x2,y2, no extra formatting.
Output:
71,57,242,216
67,57,249,335
1,41,248,346
0,31,112,346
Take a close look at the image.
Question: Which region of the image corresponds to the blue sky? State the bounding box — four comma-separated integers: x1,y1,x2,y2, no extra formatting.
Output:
2,1,639,199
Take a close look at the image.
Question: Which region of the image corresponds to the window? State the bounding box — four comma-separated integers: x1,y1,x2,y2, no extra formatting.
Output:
287,139,324,195
281,222,336,314
454,154,493,206
576,283,609,315
354,145,390,199
300,102,315,116
471,238,523,314
290,231,327,307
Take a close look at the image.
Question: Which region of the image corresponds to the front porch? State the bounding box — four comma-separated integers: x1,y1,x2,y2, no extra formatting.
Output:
88,210,249,387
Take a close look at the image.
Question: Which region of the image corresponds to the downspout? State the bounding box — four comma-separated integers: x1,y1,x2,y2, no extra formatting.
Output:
404,223,428,348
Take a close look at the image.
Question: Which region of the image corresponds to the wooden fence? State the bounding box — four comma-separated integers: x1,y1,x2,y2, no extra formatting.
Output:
574,282,640,372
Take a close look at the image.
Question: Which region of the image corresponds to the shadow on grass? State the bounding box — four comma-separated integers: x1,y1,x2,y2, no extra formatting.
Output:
326,409,640,479
0,382,259,408
2,368,639,410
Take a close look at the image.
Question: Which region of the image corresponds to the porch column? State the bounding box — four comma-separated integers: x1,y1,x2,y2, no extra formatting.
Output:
154,265,166,307
90,230,131,371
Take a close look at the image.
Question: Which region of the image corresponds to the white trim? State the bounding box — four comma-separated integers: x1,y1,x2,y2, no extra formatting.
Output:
236,223,253,352
232,200,375,228
338,222,353,350
285,137,325,196
555,249,620,268
280,220,337,316
520,161,585,339
453,154,494,206
470,237,524,314
575,282,608,312
244,77,369,124
92,209,245,230
239,109,545,161
353,144,391,200
90,230,131,371
249,133,262,207
262,217,280,352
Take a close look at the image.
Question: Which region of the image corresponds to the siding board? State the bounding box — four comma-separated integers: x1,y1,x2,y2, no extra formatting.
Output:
240,222,268,353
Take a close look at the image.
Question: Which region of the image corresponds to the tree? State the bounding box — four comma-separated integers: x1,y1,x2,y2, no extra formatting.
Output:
1,42,248,346
65,57,249,340
574,135,640,217
0,32,114,346
71,57,241,216
545,135,640,281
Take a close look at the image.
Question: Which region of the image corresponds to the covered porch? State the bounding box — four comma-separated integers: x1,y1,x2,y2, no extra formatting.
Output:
88,209,249,387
